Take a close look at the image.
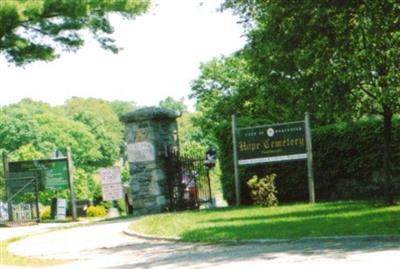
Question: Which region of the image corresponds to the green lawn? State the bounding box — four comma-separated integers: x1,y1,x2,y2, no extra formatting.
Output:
129,201,400,242
0,237,64,267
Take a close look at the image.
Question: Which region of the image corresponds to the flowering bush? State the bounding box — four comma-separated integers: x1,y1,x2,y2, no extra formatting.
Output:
247,174,278,207
86,205,107,217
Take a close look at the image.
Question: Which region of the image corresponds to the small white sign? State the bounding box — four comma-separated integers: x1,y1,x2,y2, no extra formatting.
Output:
56,199,66,220
99,167,122,185
101,183,123,201
238,153,308,165
127,141,155,162
99,167,123,201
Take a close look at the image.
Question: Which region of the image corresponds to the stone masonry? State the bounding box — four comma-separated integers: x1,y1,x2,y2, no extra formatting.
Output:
121,107,180,215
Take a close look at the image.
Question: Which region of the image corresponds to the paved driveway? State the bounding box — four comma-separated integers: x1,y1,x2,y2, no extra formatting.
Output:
3,218,400,269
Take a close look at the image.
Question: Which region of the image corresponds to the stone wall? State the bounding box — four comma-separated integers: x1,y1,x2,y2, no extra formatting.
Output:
121,107,179,215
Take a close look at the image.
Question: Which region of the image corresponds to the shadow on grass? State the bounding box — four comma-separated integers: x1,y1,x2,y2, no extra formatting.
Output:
182,209,400,241
103,202,400,268
204,202,374,224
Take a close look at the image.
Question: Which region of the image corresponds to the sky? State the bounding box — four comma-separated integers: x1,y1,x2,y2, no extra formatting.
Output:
0,0,245,111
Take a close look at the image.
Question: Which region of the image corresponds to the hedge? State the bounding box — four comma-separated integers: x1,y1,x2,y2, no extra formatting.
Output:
217,118,400,205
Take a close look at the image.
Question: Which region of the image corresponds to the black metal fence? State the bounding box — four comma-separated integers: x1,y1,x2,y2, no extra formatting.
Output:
164,153,212,211
0,171,40,225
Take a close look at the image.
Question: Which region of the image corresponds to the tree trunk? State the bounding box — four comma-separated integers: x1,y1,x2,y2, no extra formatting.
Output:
382,106,394,204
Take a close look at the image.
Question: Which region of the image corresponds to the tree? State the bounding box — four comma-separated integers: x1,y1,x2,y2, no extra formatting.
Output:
109,100,137,118
0,99,123,204
0,99,103,203
177,112,209,157
223,0,400,203
0,0,150,65
0,99,101,165
191,54,266,203
159,96,187,114
64,97,124,167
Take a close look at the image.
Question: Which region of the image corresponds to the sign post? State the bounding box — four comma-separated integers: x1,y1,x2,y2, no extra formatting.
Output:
2,151,13,221
232,115,241,206
305,112,315,203
66,147,77,220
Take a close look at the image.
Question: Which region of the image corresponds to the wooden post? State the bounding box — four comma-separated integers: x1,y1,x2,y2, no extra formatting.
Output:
66,147,77,220
232,115,240,206
2,151,13,221
305,112,316,203
34,171,40,222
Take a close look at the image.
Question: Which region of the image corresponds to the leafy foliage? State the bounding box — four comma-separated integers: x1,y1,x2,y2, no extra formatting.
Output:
0,0,150,65
177,112,208,157
222,0,400,203
159,96,187,114
86,205,107,217
190,1,400,204
64,97,124,168
0,98,124,204
0,99,101,165
247,174,278,207
109,100,137,118
40,206,51,220
74,167,100,200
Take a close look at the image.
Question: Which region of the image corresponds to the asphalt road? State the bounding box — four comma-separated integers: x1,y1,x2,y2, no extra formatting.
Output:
2,218,400,269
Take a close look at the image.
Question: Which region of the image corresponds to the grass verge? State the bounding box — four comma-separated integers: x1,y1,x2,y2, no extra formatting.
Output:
0,236,65,267
129,201,400,242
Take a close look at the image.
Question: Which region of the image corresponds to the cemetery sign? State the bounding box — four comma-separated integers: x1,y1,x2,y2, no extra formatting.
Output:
236,121,307,165
8,158,69,191
232,113,315,205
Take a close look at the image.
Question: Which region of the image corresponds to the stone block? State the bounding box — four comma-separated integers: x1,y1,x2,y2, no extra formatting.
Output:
156,196,166,206
149,179,161,195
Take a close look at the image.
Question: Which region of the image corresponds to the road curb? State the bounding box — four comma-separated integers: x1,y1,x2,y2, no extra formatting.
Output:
123,227,181,242
125,221,400,244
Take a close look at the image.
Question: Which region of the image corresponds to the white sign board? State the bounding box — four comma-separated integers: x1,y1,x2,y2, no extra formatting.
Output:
55,199,66,220
99,167,123,201
101,183,123,201
0,202,9,221
99,167,122,185
127,142,155,162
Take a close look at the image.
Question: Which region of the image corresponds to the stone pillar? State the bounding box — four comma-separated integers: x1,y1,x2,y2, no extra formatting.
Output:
121,107,180,215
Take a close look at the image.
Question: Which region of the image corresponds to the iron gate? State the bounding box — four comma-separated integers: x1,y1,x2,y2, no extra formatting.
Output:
0,171,41,225
165,153,212,211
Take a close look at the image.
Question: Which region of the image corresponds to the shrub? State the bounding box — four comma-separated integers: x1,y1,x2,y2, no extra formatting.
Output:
86,205,107,217
40,206,51,220
247,174,278,207
117,199,126,215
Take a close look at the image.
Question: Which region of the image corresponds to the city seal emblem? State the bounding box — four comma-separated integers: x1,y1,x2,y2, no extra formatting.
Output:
267,128,274,137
